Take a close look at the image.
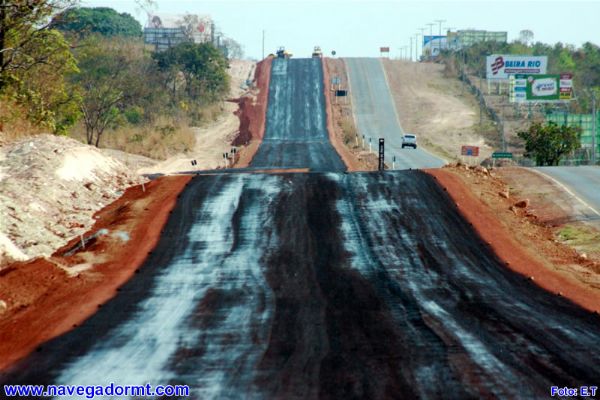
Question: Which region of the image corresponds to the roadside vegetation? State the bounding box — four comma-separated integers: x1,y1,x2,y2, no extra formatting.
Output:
0,1,239,159
518,122,581,166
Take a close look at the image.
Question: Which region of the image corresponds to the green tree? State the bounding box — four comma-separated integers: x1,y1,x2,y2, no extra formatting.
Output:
0,0,80,133
153,42,230,103
51,7,142,37
518,122,581,166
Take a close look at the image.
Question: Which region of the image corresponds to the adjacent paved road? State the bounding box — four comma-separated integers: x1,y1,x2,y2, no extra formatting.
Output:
251,58,346,172
535,166,600,218
4,172,600,399
345,57,445,170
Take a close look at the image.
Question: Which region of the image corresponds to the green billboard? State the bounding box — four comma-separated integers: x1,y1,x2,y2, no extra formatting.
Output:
512,73,573,102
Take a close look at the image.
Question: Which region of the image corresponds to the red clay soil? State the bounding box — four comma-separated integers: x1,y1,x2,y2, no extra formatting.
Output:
232,58,272,167
428,168,600,313
321,58,363,171
0,175,191,371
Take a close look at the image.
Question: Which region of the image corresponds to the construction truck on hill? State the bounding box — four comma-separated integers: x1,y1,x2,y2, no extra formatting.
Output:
276,46,292,59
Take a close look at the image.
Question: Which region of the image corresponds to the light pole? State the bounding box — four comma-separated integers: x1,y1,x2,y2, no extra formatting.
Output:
409,37,413,62
435,19,446,55
418,27,426,60
426,23,435,58
415,33,420,61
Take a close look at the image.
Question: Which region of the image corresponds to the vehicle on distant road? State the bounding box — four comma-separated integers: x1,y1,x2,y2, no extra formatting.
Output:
402,134,417,149
276,46,292,59
312,46,322,58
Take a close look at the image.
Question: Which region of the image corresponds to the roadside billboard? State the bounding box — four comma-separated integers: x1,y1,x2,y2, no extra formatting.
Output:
510,73,573,102
486,55,547,80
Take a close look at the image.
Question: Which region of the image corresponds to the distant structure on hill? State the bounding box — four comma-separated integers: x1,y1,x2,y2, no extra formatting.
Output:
143,14,214,52
447,30,508,50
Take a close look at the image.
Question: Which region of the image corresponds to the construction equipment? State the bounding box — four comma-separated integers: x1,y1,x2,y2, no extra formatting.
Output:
276,46,292,59
312,46,322,58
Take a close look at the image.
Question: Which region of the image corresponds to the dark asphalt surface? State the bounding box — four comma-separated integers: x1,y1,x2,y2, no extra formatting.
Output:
250,57,346,172
345,57,445,170
3,56,600,400
3,172,600,399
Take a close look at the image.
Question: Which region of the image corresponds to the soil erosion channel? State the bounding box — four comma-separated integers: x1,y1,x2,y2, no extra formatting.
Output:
2,58,600,399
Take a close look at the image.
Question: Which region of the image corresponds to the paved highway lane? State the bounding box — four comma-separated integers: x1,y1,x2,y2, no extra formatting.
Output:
251,58,346,172
345,57,445,170
535,166,600,218
3,171,600,399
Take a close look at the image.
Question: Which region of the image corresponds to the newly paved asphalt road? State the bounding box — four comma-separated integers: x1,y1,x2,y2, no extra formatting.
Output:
4,57,600,400
345,57,445,170
536,166,600,217
4,172,600,399
251,58,346,172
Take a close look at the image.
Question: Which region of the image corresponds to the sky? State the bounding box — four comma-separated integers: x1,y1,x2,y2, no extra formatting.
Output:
83,0,600,59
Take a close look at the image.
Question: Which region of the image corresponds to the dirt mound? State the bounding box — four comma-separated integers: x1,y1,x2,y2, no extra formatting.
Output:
0,134,144,264
233,57,272,146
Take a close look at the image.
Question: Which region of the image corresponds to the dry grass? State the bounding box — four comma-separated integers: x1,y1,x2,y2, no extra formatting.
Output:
339,116,358,146
71,116,196,160
0,98,45,145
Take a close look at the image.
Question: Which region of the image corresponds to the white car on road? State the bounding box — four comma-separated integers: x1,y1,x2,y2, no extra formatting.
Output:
402,134,417,149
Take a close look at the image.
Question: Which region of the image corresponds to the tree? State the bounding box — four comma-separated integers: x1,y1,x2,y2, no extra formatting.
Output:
153,42,230,103
72,36,127,146
222,37,243,59
519,30,534,46
0,0,80,133
51,7,142,37
518,122,581,166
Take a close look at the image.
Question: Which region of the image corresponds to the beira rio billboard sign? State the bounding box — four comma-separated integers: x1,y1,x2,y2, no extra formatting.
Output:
486,54,548,80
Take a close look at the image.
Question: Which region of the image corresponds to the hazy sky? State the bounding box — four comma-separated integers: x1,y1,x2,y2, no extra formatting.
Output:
83,0,600,59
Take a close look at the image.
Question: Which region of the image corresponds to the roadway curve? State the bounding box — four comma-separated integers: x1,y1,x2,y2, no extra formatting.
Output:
3,172,600,399
535,166,600,218
345,57,445,170
250,57,346,172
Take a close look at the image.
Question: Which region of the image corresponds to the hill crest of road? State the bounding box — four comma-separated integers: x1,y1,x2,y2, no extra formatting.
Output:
250,57,346,172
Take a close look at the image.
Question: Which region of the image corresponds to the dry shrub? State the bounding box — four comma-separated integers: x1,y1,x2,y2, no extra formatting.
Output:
0,98,45,144
340,117,357,146
70,116,196,160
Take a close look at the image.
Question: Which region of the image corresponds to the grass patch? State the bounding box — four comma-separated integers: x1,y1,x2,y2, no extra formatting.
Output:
0,98,46,143
558,223,600,256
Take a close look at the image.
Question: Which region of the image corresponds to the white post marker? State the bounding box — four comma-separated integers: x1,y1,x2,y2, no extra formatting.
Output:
80,234,85,250
369,137,372,153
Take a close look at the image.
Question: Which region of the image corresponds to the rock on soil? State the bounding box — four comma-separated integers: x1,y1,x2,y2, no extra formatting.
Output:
0,134,144,264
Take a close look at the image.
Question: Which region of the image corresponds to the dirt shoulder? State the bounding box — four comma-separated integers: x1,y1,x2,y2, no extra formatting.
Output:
0,175,191,371
427,165,600,313
323,58,378,171
382,60,498,162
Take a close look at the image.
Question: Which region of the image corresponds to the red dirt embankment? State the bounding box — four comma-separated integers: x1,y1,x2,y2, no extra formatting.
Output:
233,58,272,167
428,168,600,314
0,175,191,371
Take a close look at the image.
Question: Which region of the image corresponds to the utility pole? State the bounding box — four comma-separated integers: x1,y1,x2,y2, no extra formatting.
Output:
426,23,435,58
418,27,426,60
435,19,446,55
262,29,265,60
409,37,413,62
415,33,420,61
